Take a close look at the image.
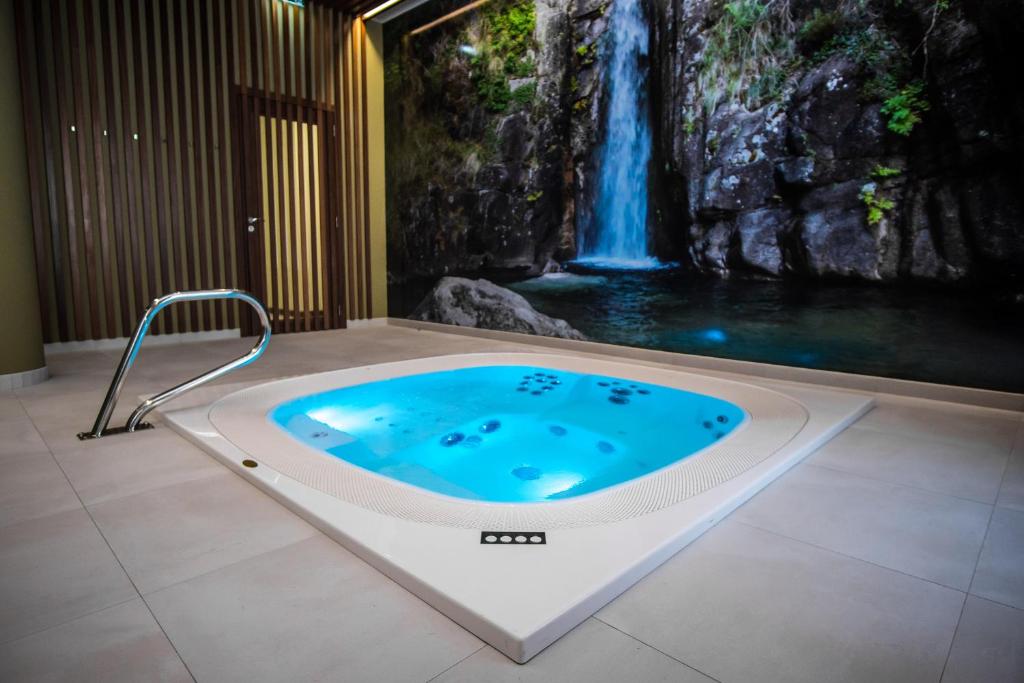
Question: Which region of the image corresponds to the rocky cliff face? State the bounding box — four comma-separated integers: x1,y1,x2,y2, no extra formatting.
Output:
384,0,574,281
386,0,1024,287
651,0,1024,283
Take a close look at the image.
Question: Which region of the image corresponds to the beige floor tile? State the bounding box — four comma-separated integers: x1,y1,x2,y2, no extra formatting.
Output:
0,599,191,683
0,395,27,421
0,453,81,528
147,535,481,683
55,427,225,505
811,424,1009,503
855,401,1019,453
732,463,991,589
0,417,49,458
942,596,1024,683
433,618,714,683
0,509,136,643
971,506,1024,609
88,472,317,594
598,521,964,683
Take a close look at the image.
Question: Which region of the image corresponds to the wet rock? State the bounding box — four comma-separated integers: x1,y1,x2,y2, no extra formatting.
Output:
689,220,734,275
540,258,562,274
700,162,777,215
497,113,533,164
411,277,585,340
798,182,899,281
736,209,790,276
698,107,785,215
776,157,815,187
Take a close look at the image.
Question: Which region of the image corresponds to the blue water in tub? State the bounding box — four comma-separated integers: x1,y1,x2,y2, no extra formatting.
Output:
270,366,745,503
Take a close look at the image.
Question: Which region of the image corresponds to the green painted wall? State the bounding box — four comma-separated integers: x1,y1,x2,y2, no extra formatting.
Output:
0,0,45,375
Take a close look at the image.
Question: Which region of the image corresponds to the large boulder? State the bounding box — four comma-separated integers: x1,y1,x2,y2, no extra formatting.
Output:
798,181,900,280
411,277,585,340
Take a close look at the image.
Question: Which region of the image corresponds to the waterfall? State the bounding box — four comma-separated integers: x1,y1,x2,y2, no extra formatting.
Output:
578,0,659,269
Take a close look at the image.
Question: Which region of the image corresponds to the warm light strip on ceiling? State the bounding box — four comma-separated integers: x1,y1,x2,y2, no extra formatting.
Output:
408,0,490,36
362,0,403,20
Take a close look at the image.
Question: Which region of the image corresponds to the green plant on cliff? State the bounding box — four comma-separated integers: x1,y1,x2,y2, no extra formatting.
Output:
871,164,901,178
485,0,535,73
576,42,597,67
797,8,843,54
510,81,537,108
682,113,698,137
468,0,537,112
859,182,895,226
698,0,797,114
880,81,929,135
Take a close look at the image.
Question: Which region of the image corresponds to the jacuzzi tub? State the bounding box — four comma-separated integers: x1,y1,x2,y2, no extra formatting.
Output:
164,352,872,662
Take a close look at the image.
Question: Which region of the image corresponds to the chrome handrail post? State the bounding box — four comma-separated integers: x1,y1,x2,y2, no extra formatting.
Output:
79,289,271,440
85,295,172,438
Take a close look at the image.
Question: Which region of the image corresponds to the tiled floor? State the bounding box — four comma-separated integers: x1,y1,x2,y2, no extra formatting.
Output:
0,325,1021,683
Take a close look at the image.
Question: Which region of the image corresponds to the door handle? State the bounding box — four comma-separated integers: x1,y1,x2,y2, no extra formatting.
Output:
246,216,261,233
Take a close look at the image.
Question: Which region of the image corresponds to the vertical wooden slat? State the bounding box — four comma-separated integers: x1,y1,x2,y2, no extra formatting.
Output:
263,0,282,332
164,0,195,331
54,2,87,338
201,0,225,328
314,3,331,330
99,0,133,336
340,13,355,321
183,0,212,328
306,3,322,330
69,0,105,338
84,0,118,338
359,18,373,319
280,3,296,332
144,0,175,333
331,9,347,327
273,3,290,333
285,6,305,331
132,0,162,321
230,0,252,331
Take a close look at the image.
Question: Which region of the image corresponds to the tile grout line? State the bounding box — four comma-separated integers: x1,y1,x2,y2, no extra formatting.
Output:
729,518,973,596
592,616,725,683
423,644,487,683
804,460,1003,507
938,442,1010,681
138,533,323,600
18,406,199,683
994,419,1024,511
0,596,140,648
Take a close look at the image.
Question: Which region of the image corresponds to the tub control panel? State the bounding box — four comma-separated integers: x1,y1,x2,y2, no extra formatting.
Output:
480,531,546,545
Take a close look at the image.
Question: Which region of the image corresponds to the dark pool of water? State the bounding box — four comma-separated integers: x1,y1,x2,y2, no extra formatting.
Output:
390,269,1024,393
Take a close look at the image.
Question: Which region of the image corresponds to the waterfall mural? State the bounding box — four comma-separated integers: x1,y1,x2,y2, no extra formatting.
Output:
577,0,658,268
383,0,1024,393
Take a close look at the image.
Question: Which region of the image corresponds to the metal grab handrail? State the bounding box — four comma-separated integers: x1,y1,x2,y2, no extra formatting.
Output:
78,289,272,440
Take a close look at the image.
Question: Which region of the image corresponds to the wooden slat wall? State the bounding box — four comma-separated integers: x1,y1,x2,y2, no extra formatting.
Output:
14,0,377,343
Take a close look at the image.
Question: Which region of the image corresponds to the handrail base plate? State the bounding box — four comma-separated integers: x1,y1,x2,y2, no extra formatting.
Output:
77,422,155,441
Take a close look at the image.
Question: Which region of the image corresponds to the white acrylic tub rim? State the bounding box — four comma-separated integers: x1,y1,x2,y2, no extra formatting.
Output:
207,353,809,530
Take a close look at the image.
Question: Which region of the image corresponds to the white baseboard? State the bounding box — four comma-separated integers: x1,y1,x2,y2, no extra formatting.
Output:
45,328,242,355
0,365,49,391
345,318,388,328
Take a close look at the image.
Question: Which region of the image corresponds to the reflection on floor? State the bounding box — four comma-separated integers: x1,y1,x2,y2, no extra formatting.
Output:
0,325,1022,682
